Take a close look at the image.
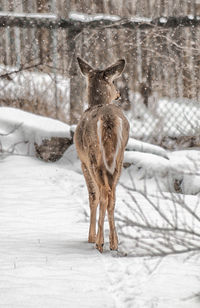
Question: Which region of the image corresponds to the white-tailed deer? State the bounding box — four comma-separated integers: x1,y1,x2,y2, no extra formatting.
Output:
74,57,130,253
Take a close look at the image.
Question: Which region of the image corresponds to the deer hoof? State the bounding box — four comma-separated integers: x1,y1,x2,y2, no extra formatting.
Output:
110,235,118,251
96,243,104,253
110,245,118,251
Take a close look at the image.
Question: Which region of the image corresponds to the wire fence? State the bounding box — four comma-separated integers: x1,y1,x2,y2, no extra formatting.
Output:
0,1,200,148
128,95,200,148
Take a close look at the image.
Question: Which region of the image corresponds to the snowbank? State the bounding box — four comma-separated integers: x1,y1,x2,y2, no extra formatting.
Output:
126,137,169,159
0,107,71,156
123,149,200,195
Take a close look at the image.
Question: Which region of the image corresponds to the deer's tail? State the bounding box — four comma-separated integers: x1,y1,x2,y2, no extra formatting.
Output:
97,115,123,174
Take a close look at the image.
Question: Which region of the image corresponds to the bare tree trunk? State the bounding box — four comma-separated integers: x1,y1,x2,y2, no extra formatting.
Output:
3,0,11,65
68,28,82,125
37,0,50,64
13,0,22,67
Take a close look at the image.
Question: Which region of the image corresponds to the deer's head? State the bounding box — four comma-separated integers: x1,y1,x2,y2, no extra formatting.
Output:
77,57,125,106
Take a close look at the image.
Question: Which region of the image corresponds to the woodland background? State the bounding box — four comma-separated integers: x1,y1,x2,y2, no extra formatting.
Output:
0,0,200,145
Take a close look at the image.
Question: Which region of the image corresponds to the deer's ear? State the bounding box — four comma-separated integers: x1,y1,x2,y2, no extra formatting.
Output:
104,59,125,80
77,57,93,76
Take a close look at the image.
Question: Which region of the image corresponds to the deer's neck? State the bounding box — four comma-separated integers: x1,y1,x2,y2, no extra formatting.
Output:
88,88,111,107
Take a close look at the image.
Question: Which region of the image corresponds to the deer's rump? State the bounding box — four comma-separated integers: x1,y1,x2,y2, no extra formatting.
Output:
75,105,129,175
97,114,123,174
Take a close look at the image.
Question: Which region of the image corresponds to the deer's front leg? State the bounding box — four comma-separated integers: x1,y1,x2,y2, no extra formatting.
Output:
108,189,118,251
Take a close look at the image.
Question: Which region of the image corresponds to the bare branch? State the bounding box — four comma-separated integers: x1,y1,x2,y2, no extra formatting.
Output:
0,123,23,136
0,62,42,80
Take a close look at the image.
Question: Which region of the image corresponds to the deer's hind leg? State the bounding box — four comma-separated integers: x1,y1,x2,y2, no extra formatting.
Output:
81,163,99,243
108,187,118,250
107,161,123,250
96,185,109,253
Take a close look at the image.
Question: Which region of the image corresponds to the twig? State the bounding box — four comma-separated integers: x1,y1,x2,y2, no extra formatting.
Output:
0,122,23,136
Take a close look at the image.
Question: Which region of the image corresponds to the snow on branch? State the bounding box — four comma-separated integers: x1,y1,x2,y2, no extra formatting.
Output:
0,122,25,159
0,11,200,30
0,122,23,136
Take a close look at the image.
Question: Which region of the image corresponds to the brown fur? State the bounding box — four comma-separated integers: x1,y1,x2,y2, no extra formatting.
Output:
101,113,117,169
74,57,129,252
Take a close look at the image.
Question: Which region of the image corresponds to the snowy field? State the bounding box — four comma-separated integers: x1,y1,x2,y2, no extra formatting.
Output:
1,108,200,307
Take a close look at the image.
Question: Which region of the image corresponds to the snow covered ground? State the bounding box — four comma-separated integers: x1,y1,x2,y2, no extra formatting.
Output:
0,107,71,156
1,108,200,307
0,155,114,308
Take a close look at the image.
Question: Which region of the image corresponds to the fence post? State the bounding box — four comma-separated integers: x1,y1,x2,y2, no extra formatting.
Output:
3,0,11,65
13,0,22,67
51,0,58,119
